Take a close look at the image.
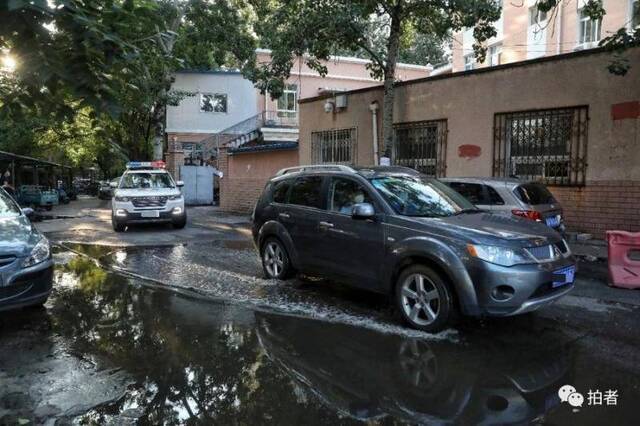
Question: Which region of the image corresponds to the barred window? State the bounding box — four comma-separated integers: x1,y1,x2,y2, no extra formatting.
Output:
493,106,588,186
393,120,448,177
311,128,357,165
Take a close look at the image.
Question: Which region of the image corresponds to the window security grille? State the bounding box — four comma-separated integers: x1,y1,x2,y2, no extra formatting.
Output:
393,120,448,177
493,106,589,186
311,128,357,165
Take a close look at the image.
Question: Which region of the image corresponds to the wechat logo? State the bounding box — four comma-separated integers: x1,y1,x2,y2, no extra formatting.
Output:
558,385,584,408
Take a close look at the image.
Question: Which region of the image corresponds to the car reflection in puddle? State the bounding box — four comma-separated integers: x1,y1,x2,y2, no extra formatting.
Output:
256,313,572,425
4,255,576,424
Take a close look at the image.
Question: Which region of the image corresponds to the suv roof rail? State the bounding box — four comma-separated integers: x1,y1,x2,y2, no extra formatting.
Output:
276,164,356,176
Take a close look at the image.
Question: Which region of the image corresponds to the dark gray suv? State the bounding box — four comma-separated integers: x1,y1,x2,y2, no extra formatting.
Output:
252,165,576,332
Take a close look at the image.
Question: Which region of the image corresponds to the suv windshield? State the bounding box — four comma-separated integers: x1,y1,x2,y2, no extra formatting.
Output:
119,172,174,189
0,189,21,218
371,176,476,217
515,183,556,205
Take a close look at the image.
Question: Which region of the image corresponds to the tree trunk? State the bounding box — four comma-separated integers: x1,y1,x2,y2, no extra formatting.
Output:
152,5,184,161
381,7,402,160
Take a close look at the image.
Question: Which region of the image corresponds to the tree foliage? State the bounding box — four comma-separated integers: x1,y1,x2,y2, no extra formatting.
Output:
252,0,502,156
1,0,261,164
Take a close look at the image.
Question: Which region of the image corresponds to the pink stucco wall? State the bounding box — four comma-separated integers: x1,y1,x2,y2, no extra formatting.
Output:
255,50,431,113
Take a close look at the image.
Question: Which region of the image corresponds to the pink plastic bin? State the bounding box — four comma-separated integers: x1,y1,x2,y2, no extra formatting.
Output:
606,231,640,289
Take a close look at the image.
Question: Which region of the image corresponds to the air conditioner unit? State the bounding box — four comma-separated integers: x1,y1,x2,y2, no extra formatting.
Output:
335,94,348,109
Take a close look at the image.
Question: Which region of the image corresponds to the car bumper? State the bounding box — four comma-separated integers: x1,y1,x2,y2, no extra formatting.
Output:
112,201,185,224
0,260,54,312
114,211,186,224
467,257,576,316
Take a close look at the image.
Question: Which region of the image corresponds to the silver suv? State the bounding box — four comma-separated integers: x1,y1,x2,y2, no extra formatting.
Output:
252,166,575,333
440,177,565,233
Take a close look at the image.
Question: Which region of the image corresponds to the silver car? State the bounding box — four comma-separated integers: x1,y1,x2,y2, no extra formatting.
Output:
440,177,565,233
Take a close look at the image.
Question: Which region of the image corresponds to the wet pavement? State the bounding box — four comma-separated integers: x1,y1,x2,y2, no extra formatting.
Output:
1,240,639,425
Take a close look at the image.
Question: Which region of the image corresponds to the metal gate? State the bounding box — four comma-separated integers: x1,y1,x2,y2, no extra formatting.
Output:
180,165,215,205
393,120,447,177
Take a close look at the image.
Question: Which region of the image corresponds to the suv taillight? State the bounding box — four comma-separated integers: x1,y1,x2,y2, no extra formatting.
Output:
511,209,543,221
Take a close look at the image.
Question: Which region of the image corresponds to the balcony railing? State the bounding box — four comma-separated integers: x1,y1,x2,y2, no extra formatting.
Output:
203,111,298,157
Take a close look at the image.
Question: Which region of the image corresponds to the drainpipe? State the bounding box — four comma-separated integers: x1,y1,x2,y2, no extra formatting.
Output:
556,2,563,55
369,101,380,165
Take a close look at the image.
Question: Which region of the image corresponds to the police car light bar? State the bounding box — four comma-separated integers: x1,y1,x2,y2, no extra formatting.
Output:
126,161,166,169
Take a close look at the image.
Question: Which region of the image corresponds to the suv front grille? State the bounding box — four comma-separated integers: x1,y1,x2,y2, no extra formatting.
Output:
131,196,167,208
525,244,564,262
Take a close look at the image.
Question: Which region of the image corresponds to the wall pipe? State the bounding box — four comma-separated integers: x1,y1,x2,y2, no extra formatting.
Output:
369,101,380,165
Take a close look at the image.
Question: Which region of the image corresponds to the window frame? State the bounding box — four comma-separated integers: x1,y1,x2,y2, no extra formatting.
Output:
277,84,298,118
393,119,448,178
463,54,475,71
492,106,589,187
271,179,293,204
287,175,325,210
447,181,487,206
488,43,502,67
326,176,378,216
485,185,505,206
631,0,640,29
311,128,357,165
199,93,228,114
578,8,602,47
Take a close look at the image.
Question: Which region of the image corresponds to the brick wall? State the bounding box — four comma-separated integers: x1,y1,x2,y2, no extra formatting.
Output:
549,181,640,238
218,148,298,213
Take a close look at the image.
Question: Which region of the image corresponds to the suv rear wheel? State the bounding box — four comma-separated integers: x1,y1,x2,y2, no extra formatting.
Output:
395,265,456,333
261,237,292,280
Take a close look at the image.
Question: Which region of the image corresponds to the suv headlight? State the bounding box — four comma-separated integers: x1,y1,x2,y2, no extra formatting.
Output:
168,194,182,200
22,237,51,268
467,244,533,267
114,196,129,202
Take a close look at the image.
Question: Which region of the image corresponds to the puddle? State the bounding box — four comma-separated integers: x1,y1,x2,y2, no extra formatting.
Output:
223,239,255,250
1,256,638,424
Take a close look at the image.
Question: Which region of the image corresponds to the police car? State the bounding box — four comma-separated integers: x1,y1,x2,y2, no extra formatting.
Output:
111,161,186,232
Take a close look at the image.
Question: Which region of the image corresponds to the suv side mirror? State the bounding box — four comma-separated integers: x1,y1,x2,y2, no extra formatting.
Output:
109,181,118,188
22,207,34,218
352,203,375,220
176,180,184,187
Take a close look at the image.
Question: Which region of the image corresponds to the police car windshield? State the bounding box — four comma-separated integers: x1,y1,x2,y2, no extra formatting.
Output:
120,172,174,189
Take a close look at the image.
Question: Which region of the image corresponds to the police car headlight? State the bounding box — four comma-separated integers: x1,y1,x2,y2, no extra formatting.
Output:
22,237,51,268
168,194,182,200
114,196,129,202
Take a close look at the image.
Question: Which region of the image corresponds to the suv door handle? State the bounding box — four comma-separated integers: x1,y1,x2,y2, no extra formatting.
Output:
319,221,334,229
279,212,291,219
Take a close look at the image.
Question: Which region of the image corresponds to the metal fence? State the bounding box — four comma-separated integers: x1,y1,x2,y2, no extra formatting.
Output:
393,120,447,177
493,106,589,186
311,128,357,165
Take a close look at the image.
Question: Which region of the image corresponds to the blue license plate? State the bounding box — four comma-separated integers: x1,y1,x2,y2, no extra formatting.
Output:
552,265,575,288
545,216,559,227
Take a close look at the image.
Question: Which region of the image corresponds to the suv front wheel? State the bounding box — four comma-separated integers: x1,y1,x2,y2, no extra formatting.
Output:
395,265,456,333
261,237,292,280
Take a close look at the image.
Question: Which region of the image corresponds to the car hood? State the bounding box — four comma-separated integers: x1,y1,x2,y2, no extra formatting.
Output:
0,215,41,256
396,212,561,247
114,188,180,197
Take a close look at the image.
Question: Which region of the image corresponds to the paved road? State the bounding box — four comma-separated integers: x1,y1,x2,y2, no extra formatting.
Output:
1,202,638,424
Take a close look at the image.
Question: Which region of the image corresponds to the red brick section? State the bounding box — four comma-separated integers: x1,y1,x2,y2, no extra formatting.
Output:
549,181,640,238
218,149,299,213
217,146,230,209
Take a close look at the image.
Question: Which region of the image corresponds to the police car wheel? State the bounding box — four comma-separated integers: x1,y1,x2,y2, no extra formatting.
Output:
172,217,186,229
112,217,126,232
